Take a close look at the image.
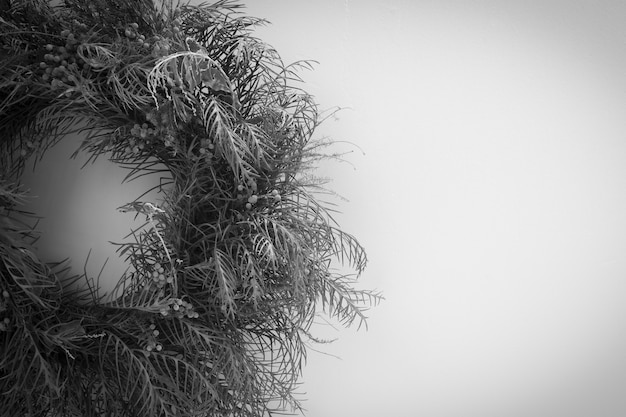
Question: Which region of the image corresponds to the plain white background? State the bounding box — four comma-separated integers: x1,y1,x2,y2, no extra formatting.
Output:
20,1,626,416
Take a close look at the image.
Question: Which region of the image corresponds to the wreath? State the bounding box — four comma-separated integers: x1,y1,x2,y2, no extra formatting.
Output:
0,1,381,416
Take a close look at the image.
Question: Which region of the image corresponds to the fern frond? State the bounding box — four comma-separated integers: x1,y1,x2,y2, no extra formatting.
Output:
98,332,158,416
0,323,63,405
213,246,239,318
316,273,383,330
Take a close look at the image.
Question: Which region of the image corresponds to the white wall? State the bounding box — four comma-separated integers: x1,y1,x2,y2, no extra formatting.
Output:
19,1,626,416
244,1,626,417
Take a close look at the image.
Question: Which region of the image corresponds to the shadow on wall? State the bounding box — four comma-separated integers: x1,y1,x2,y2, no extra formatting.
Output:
17,132,169,299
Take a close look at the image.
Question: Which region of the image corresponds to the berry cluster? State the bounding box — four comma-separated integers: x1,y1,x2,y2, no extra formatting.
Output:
143,323,163,353
108,106,175,158
123,122,157,156
159,297,199,319
152,18,183,57
197,137,216,162
236,179,282,211
149,262,172,289
236,179,257,211
122,22,170,57
120,18,183,58
39,28,86,95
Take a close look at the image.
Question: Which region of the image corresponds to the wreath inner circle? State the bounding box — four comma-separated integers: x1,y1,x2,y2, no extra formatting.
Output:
17,132,169,298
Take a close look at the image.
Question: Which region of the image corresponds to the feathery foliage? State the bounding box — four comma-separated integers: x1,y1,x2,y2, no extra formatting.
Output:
0,1,382,416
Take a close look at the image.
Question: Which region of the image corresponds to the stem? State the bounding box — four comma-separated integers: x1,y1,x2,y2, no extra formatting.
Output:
146,210,178,297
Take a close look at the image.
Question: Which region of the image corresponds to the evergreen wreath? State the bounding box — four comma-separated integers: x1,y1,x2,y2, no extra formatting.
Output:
0,0,381,416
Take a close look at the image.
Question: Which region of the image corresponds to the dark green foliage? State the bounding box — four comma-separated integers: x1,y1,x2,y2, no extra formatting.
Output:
0,1,382,416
